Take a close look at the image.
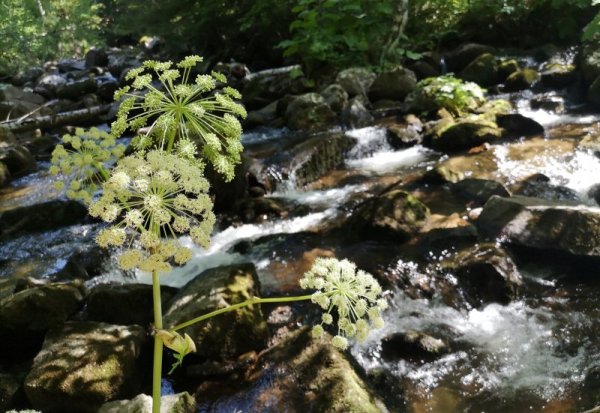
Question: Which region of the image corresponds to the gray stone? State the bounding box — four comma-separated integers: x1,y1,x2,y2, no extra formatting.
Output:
341,96,373,128
284,93,336,131
321,83,349,113
335,67,376,97
451,178,510,205
476,195,600,257
24,322,146,412
458,53,500,86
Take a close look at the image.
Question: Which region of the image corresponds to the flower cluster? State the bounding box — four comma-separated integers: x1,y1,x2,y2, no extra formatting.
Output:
50,127,125,204
89,150,215,272
300,258,387,350
111,55,246,181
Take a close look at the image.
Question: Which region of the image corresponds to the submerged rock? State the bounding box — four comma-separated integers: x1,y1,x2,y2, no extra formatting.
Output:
477,195,600,257
233,327,387,413
163,263,269,360
349,189,430,242
24,322,146,412
381,330,448,362
98,392,196,413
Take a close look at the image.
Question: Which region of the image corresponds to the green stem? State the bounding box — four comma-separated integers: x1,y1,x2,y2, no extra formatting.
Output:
152,269,163,413
171,294,314,332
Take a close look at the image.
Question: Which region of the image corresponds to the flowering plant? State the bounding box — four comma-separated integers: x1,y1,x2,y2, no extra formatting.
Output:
51,56,387,413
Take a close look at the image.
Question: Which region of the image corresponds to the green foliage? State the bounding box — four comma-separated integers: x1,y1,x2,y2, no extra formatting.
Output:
0,0,103,74
279,0,400,73
409,75,486,115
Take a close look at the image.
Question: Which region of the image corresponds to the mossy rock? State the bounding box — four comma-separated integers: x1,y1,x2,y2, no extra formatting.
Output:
458,53,500,86
163,263,269,360
284,93,336,131
504,68,540,91
350,189,430,242
24,322,146,412
475,99,513,119
429,118,504,152
241,327,388,413
498,59,520,80
540,62,576,87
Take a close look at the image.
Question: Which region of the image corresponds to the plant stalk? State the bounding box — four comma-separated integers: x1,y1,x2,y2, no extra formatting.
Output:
171,294,314,331
152,269,163,413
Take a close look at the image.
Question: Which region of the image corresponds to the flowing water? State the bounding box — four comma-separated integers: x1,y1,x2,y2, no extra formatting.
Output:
3,60,600,412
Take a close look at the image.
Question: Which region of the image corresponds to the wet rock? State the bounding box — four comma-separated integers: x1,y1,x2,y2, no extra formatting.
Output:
284,93,336,131
335,67,376,98
477,195,600,257
236,327,387,413
11,67,44,86
349,189,430,242
458,53,500,86
0,371,21,412
496,113,545,137
444,43,496,73
368,66,417,102
265,132,356,189
235,197,289,223
504,68,540,91
419,221,478,257
24,322,145,412
580,133,600,154
514,173,579,202
245,100,280,129
85,48,109,68
85,284,178,326
422,165,464,184
381,330,448,362
0,200,88,240
498,59,520,79
163,263,269,360
0,282,83,332
0,145,36,177
444,244,522,306
341,96,373,128
540,62,576,87
321,84,349,113
96,77,119,102
408,59,441,80
451,178,510,205
206,155,255,213
98,392,196,413
386,123,422,149
428,118,503,152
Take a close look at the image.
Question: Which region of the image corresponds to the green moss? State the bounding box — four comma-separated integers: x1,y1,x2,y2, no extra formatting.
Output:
408,75,486,115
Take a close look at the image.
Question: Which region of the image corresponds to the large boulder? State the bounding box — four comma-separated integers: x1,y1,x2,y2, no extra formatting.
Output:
98,392,196,413
428,118,504,152
349,190,430,242
476,195,600,257
341,96,373,128
234,327,387,413
458,53,500,86
368,66,417,102
496,113,544,137
284,93,336,131
24,322,146,412
320,83,349,113
163,263,269,360
442,244,523,307
335,67,376,97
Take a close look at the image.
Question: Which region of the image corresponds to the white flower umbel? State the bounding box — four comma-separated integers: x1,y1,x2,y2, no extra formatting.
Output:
299,258,387,350
50,127,125,204
89,149,215,272
111,55,246,181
